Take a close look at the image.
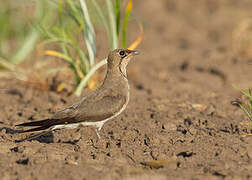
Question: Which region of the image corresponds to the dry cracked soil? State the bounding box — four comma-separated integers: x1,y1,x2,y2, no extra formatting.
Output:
1,0,252,179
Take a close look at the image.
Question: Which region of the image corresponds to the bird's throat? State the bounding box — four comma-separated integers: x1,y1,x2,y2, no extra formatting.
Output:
102,65,129,93
119,65,127,79
119,59,129,79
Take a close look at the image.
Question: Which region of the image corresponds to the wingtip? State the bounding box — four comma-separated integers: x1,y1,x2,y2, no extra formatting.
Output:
16,125,52,133
15,122,33,127
15,123,25,127
15,119,51,127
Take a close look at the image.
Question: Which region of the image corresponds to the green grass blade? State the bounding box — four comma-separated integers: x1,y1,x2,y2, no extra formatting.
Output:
80,0,96,66
58,0,63,23
40,38,72,46
115,0,120,37
0,57,17,71
233,84,252,102
11,29,40,64
75,58,107,96
10,0,49,64
91,0,112,49
122,0,132,48
66,0,84,26
106,0,118,50
239,104,252,122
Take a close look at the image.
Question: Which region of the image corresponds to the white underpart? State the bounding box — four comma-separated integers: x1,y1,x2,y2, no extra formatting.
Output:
50,79,130,138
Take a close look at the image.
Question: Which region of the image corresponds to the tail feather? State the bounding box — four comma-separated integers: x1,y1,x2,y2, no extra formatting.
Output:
16,119,53,133
17,125,52,133
16,119,51,127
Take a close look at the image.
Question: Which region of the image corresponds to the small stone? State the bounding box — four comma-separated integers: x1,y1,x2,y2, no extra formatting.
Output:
192,104,207,112
164,122,177,131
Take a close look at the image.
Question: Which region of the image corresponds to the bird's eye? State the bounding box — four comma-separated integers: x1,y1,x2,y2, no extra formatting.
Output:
119,50,126,57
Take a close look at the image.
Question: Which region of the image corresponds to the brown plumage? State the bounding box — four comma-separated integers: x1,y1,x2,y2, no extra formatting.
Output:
16,49,139,139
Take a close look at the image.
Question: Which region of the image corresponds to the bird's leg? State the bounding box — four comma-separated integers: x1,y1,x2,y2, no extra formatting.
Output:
95,128,101,139
95,123,104,139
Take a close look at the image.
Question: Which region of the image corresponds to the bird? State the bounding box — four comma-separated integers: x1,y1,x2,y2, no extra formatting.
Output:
16,48,139,141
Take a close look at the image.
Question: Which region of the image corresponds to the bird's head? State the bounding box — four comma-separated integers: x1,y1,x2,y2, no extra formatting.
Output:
107,49,139,77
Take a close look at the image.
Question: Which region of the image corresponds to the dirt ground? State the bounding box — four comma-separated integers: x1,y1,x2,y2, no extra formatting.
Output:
1,0,252,179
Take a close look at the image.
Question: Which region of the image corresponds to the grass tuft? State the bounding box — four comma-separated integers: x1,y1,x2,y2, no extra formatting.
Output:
0,0,143,96
232,85,252,122
42,0,142,96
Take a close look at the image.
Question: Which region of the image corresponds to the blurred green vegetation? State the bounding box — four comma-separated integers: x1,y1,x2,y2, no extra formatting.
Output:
0,0,141,96
232,87,252,123
0,0,53,64
40,0,137,96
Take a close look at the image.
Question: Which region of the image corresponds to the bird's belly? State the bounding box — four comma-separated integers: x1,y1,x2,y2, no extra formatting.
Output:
51,117,110,131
